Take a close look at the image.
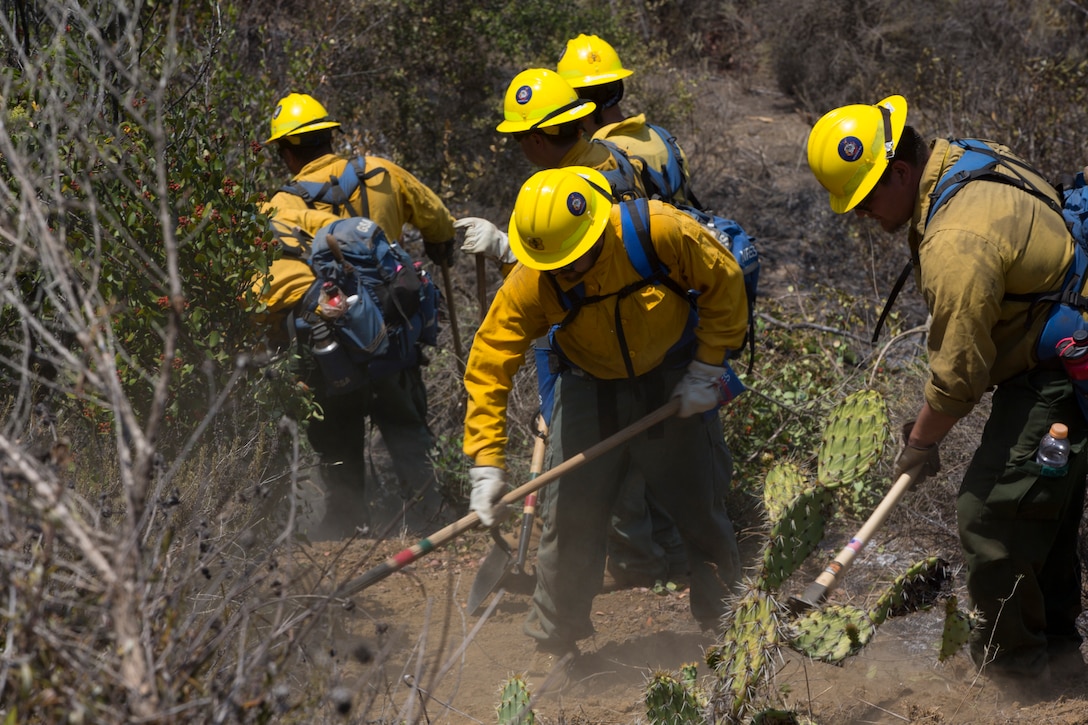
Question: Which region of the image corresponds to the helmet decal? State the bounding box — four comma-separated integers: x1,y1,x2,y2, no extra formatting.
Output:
588,51,601,65
838,136,864,163
567,192,587,216
516,85,533,105
525,236,545,251
271,105,283,120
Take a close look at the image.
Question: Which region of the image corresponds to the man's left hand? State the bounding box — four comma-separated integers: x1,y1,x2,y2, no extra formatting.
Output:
672,360,726,417
424,239,455,267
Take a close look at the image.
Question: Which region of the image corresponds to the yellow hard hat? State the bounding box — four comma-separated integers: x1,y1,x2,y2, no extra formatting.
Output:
806,95,908,213
557,34,633,89
265,93,341,145
508,166,614,271
496,68,596,134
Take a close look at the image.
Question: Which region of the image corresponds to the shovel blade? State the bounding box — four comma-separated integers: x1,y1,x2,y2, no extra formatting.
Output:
467,538,514,615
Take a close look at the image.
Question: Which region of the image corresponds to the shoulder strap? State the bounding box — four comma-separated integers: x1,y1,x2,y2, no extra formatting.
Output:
618,198,693,302
927,139,1062,226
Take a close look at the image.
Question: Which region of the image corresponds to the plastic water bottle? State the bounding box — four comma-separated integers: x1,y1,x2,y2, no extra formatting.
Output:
1036,422,1070,476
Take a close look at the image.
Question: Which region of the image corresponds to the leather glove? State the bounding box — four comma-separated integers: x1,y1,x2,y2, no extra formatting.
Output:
424,239,455,267
672,360,726,418
469,466,510,527
893,421,941,486
455,217,517,264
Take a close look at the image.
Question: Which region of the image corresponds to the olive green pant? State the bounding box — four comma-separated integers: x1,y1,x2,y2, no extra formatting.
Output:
308,364,440,532
957,367,1086,675
524,369,743,648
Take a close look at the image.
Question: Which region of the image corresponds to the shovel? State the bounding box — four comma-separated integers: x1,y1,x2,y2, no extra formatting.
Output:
332,398,682,599
788,469,916,613
467,416,548,614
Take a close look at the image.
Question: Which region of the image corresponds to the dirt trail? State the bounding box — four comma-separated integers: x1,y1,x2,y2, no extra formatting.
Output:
301,529,1088,724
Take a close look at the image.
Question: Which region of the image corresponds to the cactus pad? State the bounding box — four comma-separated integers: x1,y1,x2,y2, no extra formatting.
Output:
758,485,832,591
817,390,888,489
497,674,535,725
868,557,951,626
787,604,875,663
645,669,705,724
706,586,783,719
938,596,972,662
763,461,809,525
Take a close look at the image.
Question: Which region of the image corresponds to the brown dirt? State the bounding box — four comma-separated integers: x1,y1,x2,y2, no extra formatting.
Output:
290,70,1088,724
301,525,1088,724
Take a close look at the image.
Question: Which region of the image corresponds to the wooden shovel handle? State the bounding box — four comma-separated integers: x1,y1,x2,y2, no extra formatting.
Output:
334,399,680,598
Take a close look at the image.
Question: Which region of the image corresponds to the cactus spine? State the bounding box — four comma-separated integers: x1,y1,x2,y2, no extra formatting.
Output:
645,665,706,724
497,675,535,725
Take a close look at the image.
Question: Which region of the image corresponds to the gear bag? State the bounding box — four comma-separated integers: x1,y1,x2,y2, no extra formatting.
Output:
292,216,441,394
871,138,1088,417
642,122,703,209
535,198,756,424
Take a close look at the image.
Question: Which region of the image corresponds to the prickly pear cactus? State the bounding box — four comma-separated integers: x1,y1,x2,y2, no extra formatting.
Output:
758,485,832,590
705,586,783,719
868,557,951,626
787,604,875,664
497,674,535,725
645,665,706,725
817,389,888,490
763,461,809,524
938,595,972,662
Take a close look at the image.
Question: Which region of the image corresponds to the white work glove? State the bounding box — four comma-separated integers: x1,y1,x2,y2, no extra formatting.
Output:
469,466,511,527
455,217,517,264
672,360,726,418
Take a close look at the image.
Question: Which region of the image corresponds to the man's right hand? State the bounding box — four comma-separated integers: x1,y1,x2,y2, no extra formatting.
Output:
469,466,510,527
455,217,517,264
893,421,942,486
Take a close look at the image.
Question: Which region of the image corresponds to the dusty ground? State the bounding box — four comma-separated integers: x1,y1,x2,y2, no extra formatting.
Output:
298,522,1088,725
288,70,1088,723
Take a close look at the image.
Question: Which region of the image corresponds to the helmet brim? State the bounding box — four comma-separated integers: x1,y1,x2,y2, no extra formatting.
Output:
565,67,633,89
496,99,596,134
264,119,341,146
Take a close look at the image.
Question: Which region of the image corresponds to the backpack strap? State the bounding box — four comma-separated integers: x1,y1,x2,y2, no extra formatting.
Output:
278,156,389,219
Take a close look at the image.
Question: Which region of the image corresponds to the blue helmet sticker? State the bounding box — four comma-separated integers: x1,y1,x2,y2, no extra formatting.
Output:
516,85,533,105
567,192,587,216
838,136,864,162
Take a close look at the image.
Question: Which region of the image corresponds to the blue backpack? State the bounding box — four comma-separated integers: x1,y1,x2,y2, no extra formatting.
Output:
873,139,1088,355
534,198,757,424
279,156,388,219
642,122,702,209
592,139,652,203
928,140,1088,363
292,216,441,394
